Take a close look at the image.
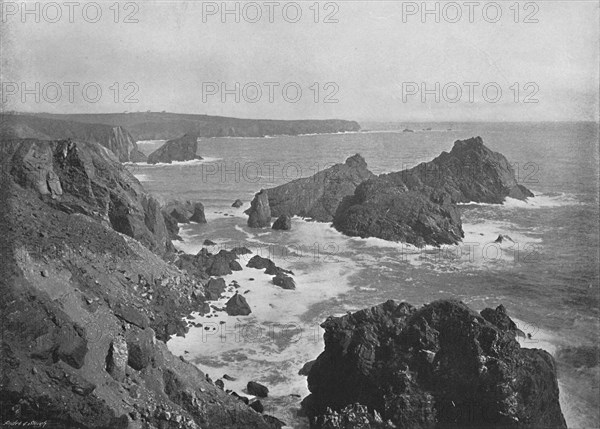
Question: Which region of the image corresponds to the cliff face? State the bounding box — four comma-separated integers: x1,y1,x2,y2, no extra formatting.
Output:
29,112,361,140
147,134,202,164
0,140,282,429
302,300,566,429
6,138,170,255
266,154,375,222
333,137,533,246
1,114,145,162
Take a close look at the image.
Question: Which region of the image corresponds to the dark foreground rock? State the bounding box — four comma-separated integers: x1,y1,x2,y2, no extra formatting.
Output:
226,293,252,316
162,201,207,240
247,381,269,398
272,274,296,290
246,189,271,228
0,141,282,429
333,137,533,246
246,255,293,277
302,299,566,429
266,154,375,222
147,134,203,164
272,214,292,230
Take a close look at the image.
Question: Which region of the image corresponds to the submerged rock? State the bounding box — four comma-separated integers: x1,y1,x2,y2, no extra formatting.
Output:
302,299,566,429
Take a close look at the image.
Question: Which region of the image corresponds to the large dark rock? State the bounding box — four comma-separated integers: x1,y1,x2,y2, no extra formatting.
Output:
205,278,227,300
333,138,533,246
303,299,566,429
266,154,375,222
247,381,269,398
272,215,292,231
246,189,271,228
190,202,207,223
225,293,252,316
232,199,244,208
147,134,202,164
6,138,172,255
272,274,296,290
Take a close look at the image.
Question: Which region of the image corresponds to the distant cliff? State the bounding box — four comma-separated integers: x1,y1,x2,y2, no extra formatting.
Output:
29,112,361,140
147,134,203,164
1,114,145,163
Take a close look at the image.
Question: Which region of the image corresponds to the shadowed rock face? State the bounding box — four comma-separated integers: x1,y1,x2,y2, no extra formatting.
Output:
1,114,144,162
147,134,203,164
5,138,172,255
246,190,272,228
333,137,533,246
266,154,375,222
302,300,566,429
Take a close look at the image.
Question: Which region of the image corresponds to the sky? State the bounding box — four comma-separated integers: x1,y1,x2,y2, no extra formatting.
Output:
1,1,599,121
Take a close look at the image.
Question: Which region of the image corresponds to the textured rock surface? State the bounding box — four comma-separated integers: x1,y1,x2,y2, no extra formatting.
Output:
147,134,202,164
246,190,272,228
5,138,172,255
225,293,252,316
247,381,269,398
0,152,282,428
333,138,533,246
302,299,566,429
266,154,375,222
272,274,296,290
272,214,292,230
1,114,144,162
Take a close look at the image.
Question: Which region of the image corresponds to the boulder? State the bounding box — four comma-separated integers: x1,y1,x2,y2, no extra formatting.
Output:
302,299,566,429
246,190,271,228
190,202,206,223
205,278,227,300
232,199,244,208
229,260,243,271
272,274,296,290
266,154,375,222
208,256,233,276
114,303,149,329
247,381,269,398
250,400,264,413
126,328,155,370
105,337,128,382
147,134,202,164
272,215,292,231
203,239,217,246
225,293,252,316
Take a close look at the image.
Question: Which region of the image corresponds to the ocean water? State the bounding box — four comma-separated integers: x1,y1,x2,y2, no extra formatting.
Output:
131,122,599,428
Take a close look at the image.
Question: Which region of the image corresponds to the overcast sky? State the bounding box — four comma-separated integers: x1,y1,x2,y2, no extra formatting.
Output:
2,1,599,121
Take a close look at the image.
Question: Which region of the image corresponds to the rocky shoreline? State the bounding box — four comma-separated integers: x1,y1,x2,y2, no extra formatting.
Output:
1,132,564,429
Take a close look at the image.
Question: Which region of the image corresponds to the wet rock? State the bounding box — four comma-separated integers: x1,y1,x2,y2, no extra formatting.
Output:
232,199,244,208
247,381,269,398
272,274,296,290
272,215,292,231
246,189,271,228
250,400,264,413
495,234,514,243
225,293,252,316
215,379,225,390
190,202,206,223
303,299,566,429
298,360,315,376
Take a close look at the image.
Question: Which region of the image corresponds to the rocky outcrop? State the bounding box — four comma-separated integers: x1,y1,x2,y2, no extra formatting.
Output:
147,134,202,164
0,160,281,428
5,138,172,255
232,199,244,208
272,214,292,230
266,154,375,222
272,274,296,290
333,138,533,246
29,112,361,140
246,190,271,228
162,201,207,241
302,299,566,429
1,114,144,162
225,293,252,316
247,381,269,398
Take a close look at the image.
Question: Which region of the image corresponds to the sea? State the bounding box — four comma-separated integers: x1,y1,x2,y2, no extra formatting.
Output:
127,122,599,429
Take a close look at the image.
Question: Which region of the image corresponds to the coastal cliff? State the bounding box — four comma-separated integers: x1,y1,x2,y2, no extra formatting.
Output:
26,112,361,140
302,300,566,429
0,139,283,428
1,114,145,163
